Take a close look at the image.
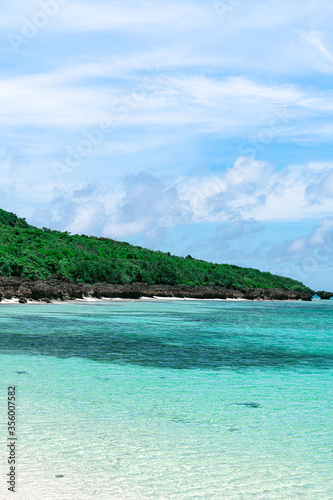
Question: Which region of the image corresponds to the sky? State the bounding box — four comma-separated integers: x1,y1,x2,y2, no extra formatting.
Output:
1,0,333,290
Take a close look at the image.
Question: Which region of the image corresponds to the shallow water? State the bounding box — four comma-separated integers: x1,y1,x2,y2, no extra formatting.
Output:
0,300,332,499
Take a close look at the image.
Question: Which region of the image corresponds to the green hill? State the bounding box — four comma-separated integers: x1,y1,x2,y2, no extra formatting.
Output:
0,208,312,292
0,208,30,229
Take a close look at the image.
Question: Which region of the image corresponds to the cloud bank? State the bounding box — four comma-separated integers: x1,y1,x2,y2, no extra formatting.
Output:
1,0,333,289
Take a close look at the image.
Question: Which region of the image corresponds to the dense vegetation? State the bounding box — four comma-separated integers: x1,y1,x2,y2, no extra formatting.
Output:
0,209,30,229
0,209,312,292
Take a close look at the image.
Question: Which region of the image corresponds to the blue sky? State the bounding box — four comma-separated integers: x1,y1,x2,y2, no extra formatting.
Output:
1,0,333,290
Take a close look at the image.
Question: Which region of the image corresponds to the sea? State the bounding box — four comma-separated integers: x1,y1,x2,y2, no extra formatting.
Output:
0,299,332,499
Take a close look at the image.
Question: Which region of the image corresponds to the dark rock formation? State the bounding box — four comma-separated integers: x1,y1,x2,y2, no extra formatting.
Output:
316,290,333,300
235,402,261,408
0,277,314,302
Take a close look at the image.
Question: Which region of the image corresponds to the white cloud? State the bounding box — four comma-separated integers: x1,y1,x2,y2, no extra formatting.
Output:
171,76,301,104
309,217,333,247
179,158,333,223
1,0,211,33
5,157,331,238
58,2,210,32
2,0,327,36
305,163,333,203
269,216,333,288
1,65,333,145
1,0,333,291
213,0,333,32
297,31,333,74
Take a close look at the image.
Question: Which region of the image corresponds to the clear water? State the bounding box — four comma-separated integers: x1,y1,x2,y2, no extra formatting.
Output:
0,300,332,499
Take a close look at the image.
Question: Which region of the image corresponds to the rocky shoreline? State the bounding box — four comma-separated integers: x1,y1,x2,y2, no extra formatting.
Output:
0,277,316,303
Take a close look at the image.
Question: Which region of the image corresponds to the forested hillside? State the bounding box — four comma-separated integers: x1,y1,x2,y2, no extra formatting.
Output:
0,209,312,292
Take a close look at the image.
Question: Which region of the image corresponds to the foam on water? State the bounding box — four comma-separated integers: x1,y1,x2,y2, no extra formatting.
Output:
0,300,332,499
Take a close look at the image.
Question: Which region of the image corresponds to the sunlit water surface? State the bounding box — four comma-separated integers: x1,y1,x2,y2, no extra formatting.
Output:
0,299,332,499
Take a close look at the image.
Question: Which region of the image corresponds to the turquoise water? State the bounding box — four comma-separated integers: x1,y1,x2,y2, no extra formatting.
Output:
0,299,332,499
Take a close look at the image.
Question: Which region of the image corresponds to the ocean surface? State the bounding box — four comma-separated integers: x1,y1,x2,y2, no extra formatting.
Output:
0,299,332,499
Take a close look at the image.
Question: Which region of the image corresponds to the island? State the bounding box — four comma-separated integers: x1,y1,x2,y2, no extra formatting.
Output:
0,208,323,303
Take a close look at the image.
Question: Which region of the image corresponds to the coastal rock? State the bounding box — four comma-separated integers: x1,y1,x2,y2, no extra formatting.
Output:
17,286,32,298
154,291,175,298
316,290,333,300
299,294,312,301
0,277,314,302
